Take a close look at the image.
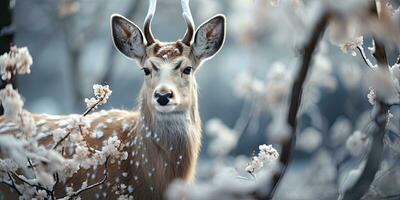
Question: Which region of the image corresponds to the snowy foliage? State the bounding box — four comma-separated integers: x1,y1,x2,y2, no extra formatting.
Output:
2,0,400,199
245,144,279,174
0,45,32,81
0,46,122,198
84,84,112,110
339,36,363,56
0,84,23,121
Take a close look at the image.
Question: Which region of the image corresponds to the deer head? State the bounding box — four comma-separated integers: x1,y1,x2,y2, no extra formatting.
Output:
110,0,225,116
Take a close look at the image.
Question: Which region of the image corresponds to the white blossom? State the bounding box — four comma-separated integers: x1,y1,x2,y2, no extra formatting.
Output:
17,110,37,137
85,84,112,109
340,36,363,56
0,84,23,121
367,87,376,105
0,46,32,81
34,189,48,200
36,170,55,189
245,144,279,174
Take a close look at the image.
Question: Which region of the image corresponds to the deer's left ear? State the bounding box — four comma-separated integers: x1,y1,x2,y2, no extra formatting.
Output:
192,14,226,61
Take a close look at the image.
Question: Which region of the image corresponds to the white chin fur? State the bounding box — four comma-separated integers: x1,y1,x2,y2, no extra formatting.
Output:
154,104,177,113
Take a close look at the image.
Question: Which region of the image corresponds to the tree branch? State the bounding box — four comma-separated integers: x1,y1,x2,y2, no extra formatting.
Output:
263,11,332,199
52,130,72,150
5,172,22,196
10,171,53,195
63,157,109,200
341,101,389,200
341,1,390,199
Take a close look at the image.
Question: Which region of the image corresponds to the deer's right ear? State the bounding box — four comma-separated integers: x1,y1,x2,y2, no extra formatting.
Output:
111,14,146,60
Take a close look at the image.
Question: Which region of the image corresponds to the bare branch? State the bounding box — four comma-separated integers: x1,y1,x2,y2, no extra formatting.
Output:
52,130,72,150
369,0,388,67
10,171,52,194
341,101,389,200
5,172,22,196
63,157,109,200
341,2,390,199
263,11,332,199
82,96,104,117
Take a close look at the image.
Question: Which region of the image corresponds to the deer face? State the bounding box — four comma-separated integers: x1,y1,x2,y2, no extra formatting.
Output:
110,0,225,114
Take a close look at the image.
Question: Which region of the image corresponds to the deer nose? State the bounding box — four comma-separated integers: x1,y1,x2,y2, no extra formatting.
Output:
154,91,173,106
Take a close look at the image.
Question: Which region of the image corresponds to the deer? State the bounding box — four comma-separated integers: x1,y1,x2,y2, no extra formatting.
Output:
0,0,225,199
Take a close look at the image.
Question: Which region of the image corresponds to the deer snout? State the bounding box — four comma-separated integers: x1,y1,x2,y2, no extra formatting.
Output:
154,89,174,106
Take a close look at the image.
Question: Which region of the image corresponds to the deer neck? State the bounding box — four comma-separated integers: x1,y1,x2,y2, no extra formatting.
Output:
135,86,202,179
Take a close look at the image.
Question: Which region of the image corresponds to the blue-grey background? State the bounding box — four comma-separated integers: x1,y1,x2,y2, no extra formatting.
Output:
13,0,375,158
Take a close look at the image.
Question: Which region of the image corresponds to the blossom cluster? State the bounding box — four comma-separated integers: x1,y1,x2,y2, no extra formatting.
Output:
339,36,363,56
0,45,32,81
0,46,129,199
84,84,112,110
245,144,279,174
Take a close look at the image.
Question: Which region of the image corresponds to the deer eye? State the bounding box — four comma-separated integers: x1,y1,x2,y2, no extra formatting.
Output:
143,68,151,76
183,67,192,75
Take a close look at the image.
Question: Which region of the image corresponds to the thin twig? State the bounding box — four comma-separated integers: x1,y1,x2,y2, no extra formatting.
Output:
53,96,104,149
357,45,376,69
10,171,52,194
6,172,22,196
51,172,59,199
82,96,104,117
27,158,36,178
64,157,109,200
52,130,72,150
263,11,332,199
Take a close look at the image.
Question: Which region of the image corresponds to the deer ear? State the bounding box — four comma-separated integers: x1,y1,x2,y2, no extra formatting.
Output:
111,14,146,60
192,14,226,60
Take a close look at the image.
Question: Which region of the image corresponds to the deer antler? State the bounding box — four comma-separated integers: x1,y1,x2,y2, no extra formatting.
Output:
181,0,194,45
144,0,157,45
